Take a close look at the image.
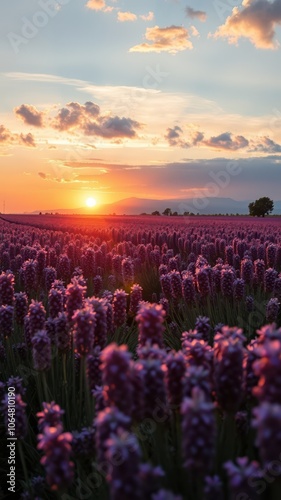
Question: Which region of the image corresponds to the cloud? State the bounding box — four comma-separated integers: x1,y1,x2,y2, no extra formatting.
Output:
0,125,36,148
165,127,205,148
250,136,281,153
117,11,137,22
38,172,47,179
165,126,191,148
20,133,36,147
203,132,249,151
129,25,193,53
14,104,44,127
52,101,141,139
84,116,141,139
164,128,250,151
186,7,207,22
140,11,154,21
86,0,105,11
85,0,113,13
53,101,100,131
211,0,281,49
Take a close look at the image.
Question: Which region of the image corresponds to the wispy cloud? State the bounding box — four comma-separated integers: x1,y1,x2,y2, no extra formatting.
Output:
211,0,281,49
117,11,137,22
130,25,193,53
186,7,207,22
140,11,154,21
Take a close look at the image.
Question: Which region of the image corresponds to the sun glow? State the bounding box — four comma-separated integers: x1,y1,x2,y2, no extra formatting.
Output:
86,197,97,208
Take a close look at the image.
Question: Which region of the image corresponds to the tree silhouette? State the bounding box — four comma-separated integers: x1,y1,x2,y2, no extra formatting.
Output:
151,210,160,216
162,208,172,216
249,197,274,217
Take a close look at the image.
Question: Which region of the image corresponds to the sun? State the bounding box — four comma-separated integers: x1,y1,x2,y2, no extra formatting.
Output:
86,197,97,208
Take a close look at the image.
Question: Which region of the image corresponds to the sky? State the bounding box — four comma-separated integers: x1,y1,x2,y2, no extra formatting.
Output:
0,0,281,212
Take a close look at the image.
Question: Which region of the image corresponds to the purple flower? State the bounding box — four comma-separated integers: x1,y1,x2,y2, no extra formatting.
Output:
32,330,51,371
224,457,263,500
95,406,131,464
58,254,71,282
196,268,211,298
204,475,224,500
86,297,107,349
214,331,244,413
37,426,74,491
241,258,254,285
0,305,14,339
55,312,70,352
181,388,216,473
1,393,27,439
6,376,26,397
86,346,102,391
160,274,172,299
44,266,57,291
92,386,106,413
152,490,182,500
37,401,64,432
233,278,245,301
65,279,86,323
48,288,64,319
253,339,281,404
254,259,265,284
129,284,143,316
14,292,28,325
121,257,134,286
182,339,213,372
130,361,145,421
137,302,165,348
23,259,37,294
221,267,235,298
138,463,164,497
105,431,141,500
93,275,103,295
244,339,260,399
245,295,254,312
28,300,46,337
170,271,182,300
0,271,14,306
264,268,278,294
195,316,211,342
182,273,196,304
253,402,281,468
101,344,133,415
165,350,186,407
72,426,96,459
139,358,168,419
182,365,212,401
73,307,96,356
266,244,277,268
113,289,128,327
266,298,280,323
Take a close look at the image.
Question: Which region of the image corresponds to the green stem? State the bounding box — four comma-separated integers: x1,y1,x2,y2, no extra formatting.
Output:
41,371,49,402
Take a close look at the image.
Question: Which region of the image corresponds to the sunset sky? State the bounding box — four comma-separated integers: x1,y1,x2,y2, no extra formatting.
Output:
1,0,281,212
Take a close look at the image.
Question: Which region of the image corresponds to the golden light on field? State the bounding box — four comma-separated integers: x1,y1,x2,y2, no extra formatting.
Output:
86,197,97,208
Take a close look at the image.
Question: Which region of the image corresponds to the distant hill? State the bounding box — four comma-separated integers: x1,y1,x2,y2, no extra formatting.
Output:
30,197,281,216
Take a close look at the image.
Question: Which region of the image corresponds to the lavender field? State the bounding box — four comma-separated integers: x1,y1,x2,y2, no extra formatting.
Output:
1,215,281,500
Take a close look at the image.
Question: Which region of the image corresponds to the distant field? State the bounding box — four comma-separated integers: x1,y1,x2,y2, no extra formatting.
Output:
2,213,281,233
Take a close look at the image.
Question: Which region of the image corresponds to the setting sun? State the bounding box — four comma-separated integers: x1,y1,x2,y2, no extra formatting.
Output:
86,197,97,208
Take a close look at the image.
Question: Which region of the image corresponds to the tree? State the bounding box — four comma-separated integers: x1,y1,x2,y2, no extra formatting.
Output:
249,197,274,217
162,208,172,216
151,210,160,216
172,211,178,216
